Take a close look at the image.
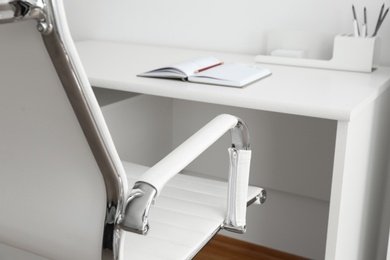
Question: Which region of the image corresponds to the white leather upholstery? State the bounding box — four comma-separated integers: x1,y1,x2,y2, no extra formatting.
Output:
0,21,106,260
121,162,261,259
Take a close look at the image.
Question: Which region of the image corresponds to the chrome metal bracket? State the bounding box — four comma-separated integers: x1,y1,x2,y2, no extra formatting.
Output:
256,189,267,204
0,0,52,34
223,223,247,234
119,182,157,235
229,118,250,151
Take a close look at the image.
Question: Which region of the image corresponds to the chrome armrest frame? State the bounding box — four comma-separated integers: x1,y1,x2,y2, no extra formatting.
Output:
119,182,157,235
230,118,250,151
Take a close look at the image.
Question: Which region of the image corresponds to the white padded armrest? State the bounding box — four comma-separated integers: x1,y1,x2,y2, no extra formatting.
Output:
139,114,238,195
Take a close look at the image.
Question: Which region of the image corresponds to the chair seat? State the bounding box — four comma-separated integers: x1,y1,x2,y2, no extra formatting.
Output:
121,161,261,260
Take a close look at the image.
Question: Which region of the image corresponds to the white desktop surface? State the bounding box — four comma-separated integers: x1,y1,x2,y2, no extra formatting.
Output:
76,40,390,122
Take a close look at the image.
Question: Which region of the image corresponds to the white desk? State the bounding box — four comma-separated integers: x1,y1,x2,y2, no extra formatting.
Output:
76,41,390,260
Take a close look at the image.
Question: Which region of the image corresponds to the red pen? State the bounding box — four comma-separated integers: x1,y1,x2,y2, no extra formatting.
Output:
194,62,224,73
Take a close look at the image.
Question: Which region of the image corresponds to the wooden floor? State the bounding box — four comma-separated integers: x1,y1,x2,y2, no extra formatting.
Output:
194,235,309,260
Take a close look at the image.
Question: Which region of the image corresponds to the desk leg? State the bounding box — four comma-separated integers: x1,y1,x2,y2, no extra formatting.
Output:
325,89,390,260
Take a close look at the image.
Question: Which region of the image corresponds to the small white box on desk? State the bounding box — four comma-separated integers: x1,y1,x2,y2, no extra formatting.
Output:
255,31,380,73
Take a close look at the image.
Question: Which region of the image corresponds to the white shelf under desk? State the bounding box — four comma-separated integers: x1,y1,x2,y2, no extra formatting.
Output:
76,40,390,260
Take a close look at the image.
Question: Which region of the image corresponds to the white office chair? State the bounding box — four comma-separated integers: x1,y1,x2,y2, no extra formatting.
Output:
0,1,265,259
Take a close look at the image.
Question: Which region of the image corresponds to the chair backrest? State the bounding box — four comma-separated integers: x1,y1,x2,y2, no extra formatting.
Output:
0,1,126,259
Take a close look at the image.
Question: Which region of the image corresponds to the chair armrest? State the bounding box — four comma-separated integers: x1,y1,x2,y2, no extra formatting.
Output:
139,114,241,194
119,114,261,235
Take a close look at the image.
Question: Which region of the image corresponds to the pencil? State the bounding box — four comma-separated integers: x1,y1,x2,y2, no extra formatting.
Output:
352,5,358,20
374,7,389,36
363,7,367,37
195,62,224,73
352,5,360,36
364,7,367,24
373,3,385,36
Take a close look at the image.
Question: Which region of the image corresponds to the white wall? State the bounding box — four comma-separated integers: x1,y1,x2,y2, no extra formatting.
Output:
64,0,390,66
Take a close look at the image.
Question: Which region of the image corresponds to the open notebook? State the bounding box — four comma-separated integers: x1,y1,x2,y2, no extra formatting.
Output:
138,57,271,88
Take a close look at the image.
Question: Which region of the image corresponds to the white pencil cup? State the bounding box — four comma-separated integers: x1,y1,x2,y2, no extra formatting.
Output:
255,31,381,73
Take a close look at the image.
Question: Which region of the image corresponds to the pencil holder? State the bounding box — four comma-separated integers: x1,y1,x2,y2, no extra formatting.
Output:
255,31,381,73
